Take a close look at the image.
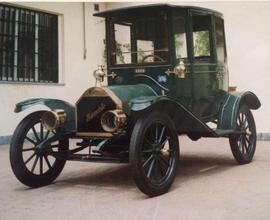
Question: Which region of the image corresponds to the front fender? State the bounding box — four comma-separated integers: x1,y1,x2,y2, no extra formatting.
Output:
218,91,261,130
131,96,218,137
15,98,75,131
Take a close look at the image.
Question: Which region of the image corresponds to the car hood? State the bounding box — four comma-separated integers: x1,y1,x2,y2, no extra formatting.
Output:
107,84,159,113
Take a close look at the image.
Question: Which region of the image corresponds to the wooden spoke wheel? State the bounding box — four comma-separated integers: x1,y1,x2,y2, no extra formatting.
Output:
229,105,256,164
10,111,68,188
130,112,179,197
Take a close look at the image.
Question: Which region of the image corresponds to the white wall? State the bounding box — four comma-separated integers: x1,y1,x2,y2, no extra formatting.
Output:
107,2,270,133
0,2,106,136
1,2,270,138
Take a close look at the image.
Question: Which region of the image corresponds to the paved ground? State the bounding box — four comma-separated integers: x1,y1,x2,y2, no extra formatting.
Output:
1,137,270,220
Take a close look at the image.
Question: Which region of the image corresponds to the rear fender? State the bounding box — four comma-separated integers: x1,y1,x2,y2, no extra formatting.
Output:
15,98,75,131
218,91,261,130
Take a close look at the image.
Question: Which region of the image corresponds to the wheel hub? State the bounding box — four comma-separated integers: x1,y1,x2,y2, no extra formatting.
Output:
35,142,51,156
35,147,45,156
153,144,162,154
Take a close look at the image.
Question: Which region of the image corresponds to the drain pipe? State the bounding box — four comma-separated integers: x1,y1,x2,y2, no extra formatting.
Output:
83,2,87,60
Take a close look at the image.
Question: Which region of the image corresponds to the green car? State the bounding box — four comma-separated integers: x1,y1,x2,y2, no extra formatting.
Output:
10,4,261,196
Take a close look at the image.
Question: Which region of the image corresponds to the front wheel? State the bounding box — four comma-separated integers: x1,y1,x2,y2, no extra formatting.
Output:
130,112,179,197
10,111,68,188
229,105,256,164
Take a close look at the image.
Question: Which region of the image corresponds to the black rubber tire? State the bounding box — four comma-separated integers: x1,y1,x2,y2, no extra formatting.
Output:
10,111,68,188
229,105,256,164
129,112,179,197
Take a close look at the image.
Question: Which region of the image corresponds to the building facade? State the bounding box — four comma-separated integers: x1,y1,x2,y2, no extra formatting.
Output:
0,2,269,144
0,2,106,143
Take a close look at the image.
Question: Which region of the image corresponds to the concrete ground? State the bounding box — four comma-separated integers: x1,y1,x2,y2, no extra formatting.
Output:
1,137,270,220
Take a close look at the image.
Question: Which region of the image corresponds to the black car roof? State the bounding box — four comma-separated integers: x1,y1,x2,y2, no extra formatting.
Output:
93,4,223,18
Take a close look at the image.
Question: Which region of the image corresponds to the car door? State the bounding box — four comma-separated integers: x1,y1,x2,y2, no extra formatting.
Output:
190,11,220,118
171,9,193,109
214,16,228,92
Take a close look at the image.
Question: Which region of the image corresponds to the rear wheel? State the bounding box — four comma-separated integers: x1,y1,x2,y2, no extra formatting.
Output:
229,105,256,164
130,112,179,197
10,111,68,187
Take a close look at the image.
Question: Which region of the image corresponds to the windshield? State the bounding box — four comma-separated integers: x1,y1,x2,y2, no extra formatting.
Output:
109,11,169,66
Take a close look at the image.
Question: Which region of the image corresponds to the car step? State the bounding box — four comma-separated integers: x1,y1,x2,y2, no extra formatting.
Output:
67,154,128,163
214,129,236,137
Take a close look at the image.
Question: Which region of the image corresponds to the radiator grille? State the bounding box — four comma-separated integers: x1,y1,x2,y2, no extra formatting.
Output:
76,97,116,133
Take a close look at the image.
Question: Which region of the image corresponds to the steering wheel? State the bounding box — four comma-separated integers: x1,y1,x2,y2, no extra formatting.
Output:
141,54,165,63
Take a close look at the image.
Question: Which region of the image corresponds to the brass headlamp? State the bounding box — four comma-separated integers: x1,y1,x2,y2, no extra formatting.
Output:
100,110,127,133
93,65,116,87
41,109,66,131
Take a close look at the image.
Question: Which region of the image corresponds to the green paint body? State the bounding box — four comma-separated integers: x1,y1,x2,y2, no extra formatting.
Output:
14,4,261,137
15,98,75,131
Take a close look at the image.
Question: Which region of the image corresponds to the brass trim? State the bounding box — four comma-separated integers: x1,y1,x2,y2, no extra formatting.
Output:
41,109,66,131
86,87,108,97
100,110,127,133
165,61,186,79
76,87,107,106
75,87,122,106
103,87,123,109
76,132,113,138
75,86,123,136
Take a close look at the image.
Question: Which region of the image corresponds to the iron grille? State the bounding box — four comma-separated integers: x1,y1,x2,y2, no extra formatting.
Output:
0,4,58,83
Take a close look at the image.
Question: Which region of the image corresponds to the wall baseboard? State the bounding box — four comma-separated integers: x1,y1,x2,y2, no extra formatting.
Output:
0,135,12,145
1,133,270,146
257,133,270,141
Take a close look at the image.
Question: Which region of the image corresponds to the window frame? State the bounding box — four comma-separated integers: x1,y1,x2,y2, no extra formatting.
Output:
190,12,215,63
0,4,59,84
107,12,171,67
214,16,227,63
172,10,189,64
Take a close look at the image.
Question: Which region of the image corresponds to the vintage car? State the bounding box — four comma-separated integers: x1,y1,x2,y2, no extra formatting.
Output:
10,4,261,196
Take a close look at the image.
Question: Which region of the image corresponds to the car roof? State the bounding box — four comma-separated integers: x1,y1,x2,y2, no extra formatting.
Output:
93,3,223,18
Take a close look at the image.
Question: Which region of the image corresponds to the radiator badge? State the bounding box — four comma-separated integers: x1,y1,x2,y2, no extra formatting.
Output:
86,103,106,122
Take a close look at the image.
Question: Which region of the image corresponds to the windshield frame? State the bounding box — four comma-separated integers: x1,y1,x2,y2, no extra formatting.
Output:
107,12,171,67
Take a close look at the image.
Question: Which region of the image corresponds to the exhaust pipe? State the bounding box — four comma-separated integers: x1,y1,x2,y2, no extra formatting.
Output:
101,110,127,133
41,109,66,131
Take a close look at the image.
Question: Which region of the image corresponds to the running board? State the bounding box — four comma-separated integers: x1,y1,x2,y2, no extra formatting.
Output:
186,128,238,138
67,154,128,163
214,129,237,137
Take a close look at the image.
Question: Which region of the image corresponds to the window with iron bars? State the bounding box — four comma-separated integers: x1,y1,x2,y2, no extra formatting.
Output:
0,5,58,83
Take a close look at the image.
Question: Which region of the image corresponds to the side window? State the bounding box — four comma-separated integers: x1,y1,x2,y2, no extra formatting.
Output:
192,15,213,62
215,18,226,63
173,16,187,61
114,24,131,64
